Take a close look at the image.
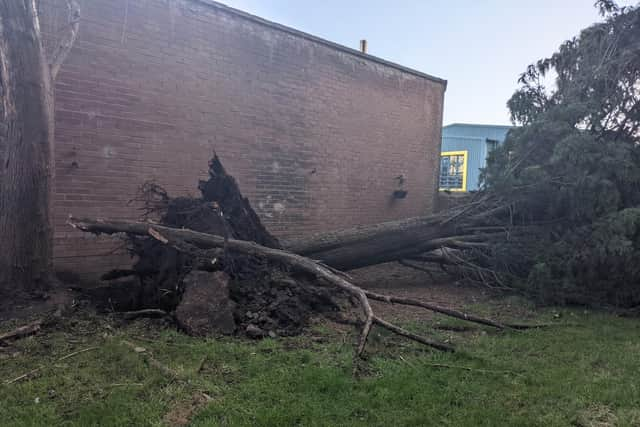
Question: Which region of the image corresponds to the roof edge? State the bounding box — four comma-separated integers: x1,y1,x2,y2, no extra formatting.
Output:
442,135,486,141
444,123,513,129
191,0,448,88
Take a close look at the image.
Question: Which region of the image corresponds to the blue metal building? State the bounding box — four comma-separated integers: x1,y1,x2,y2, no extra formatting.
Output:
439,123,512,192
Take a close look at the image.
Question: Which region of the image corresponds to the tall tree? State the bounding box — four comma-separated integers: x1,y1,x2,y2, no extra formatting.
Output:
0,0,79,295
481,1,640,305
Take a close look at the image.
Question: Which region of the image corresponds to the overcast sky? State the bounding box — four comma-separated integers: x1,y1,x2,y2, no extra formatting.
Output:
218,0,636,126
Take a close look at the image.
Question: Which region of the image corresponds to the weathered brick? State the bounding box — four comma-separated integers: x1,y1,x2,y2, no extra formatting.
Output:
36,0,446,277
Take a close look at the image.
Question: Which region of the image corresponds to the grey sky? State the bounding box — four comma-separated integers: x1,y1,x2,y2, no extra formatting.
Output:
218,0,636,126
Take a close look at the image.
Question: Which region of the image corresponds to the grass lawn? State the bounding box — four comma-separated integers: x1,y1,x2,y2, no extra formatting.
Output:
1,305,639,426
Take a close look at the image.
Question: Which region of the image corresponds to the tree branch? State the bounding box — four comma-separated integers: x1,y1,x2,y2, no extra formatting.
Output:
68,217,454,359
49,0,80,80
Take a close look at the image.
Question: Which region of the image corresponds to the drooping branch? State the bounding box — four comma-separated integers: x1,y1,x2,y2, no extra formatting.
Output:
363,290,539,330
372,316,453,352
49,0,80,80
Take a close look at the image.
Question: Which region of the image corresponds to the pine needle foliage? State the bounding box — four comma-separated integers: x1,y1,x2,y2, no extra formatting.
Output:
482,1,640,306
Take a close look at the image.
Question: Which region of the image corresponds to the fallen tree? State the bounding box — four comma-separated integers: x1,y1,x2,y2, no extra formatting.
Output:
66,2,640,356
477,1,640,306
58,2,638,367
66,156,539,359
282,196,511,271
283,212,463,271
288,1,640,309
69,217,459,355
69,216,539,358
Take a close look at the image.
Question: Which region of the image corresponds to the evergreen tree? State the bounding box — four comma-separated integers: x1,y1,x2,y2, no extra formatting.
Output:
482,1,640,306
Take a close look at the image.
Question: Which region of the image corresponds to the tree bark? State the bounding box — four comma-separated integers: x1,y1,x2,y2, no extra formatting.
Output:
0,0,55,294
282,213,466,271
0,0,79,295
69,217,543,353
281,194,508,271
68,217,457,357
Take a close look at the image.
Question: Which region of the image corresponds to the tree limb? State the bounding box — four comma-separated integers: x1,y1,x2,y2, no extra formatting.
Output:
373,316,454,352
0,321,42,344
49,0,80,80
68,216,455,358
364,290,509,329
4,346,97,385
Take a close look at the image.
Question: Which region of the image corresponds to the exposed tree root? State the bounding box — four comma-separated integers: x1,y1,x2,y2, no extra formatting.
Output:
69,217,461,358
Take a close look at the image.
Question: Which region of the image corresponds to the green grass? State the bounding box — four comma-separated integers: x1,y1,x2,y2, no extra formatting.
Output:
1,308,639,426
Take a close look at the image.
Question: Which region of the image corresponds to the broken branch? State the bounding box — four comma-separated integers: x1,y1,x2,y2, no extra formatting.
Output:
364,290,542,330
4,346,97,385
68,217,454,358
49,0,80,80
0,321,42,344
121,340,179,379
364,290,508,329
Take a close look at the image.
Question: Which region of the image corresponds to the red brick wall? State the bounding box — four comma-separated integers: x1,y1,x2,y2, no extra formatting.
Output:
38,0,446,277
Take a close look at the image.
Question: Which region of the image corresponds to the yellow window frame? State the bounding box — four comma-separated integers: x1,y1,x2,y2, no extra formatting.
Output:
439,150,468,192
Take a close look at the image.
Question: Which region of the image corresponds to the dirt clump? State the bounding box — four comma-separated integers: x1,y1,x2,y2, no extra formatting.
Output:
90,155,340,338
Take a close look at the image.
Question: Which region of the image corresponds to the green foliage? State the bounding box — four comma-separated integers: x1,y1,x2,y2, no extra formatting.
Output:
527,209,640,305
481,2,640,306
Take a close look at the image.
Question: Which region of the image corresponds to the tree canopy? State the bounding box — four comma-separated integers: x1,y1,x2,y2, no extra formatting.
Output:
482,1,640,306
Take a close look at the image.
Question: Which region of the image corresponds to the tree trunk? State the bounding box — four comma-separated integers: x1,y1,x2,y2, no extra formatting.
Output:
282,195,505,271
68,216,459,356
0,0,79,296
0,1,55,294
282,214,462,270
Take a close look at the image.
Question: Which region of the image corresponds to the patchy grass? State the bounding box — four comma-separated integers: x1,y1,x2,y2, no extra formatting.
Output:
0,308,639,426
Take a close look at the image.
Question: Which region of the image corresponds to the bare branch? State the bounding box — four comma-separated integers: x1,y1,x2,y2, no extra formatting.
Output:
372,316,454,352
49,0,80,80
68,217,455,359
0,321,42,344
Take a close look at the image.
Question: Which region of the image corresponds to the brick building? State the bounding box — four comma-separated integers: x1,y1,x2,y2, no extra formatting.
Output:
38,0,447,276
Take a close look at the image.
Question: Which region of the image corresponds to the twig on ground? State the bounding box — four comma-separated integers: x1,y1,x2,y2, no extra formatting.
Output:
5,367,43,385
196,356,208,374
4,347,98,385
0,321,42,344
421,362,521,376
120,309,168,320
121,340,179,379
373,317,454,352
58,347,98,361
398,355,519,376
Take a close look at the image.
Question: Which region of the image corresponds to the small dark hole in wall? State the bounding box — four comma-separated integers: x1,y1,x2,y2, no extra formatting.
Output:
392,190,408,199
